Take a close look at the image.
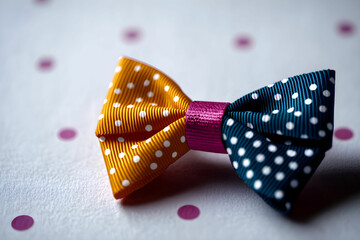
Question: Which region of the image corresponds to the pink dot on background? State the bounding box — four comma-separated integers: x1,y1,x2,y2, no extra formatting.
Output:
177,205,200,220
123,28,141,42
234,35,252,49
334,127,354,140
38,58,54,71
58,128,77,140
11,215,34,231
337,21,355,36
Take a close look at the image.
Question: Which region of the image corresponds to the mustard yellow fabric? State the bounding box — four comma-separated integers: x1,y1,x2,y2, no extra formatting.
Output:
95,57,192,198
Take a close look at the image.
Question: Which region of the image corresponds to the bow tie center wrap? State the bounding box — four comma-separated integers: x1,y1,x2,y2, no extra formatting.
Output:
95,56,335,214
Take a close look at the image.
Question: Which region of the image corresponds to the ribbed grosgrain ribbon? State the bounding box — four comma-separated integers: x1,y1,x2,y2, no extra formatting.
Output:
185,101,229,153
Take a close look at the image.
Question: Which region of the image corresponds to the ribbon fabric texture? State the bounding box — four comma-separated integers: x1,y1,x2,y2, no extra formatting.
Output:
95,56,335,214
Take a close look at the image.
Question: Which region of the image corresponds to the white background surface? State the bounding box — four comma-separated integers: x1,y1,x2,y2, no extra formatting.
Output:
1,0,360,239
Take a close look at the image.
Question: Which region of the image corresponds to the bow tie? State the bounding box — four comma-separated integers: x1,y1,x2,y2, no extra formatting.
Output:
95,56,335,214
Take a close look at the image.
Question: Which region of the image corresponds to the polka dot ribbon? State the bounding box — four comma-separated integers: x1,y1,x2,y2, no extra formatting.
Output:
95,56,335,214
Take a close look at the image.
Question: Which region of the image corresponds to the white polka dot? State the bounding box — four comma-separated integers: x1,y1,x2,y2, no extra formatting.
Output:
131,144,138,149
262,166,271,175
284,140,292,145
233,161,239,169
99,136,105,142
139,111,146,118
153,73,160,80
127,82,135,89
319,105,327,112
323,90,331,97
242,158,250,167
274,94,282,101
98,114,104,120
319,130,326,137
145,138,151,143
268,144,277,152
114,88,121,94
272,109,279,114
105,149,110,155
262,115,271,122
253,140,262,148
172,152,177,158
226,148,232,155
292,92,299,99
119,152,125,158
115,120,122,126
329,77,335,84
286,122,294,130
268,83,274,88
155,150,163,158
287,150,297,157
113,102,120,108
238,148,246,156
304,149,313,157
110,168,115,175
251,93,258,100
305,98,312,105
150,163,158,170
164,85,170,92
115,66,121,73
163,140,170,147
289,161,298,170
151,103,157,106
290,179,298,188
143,79,150,86
294,111,302,117
303,166,312,174
180,136,186,143
274,190,284,199
327,123,333,130
274,156,284,165
285,202,291,210
230,137,238,145
275,172,285,181
256,153,265,162
173,96,179,102
134,65,141,72
310,117,318,125
122,179,130,187
287,107,294,113
245,131,254,139
222,134,227,140
282,78,288,83
247,123,254,129
147,91,154,98
246,170,254,179
145,125,152,132
254,180,262,190
108,82,113,88
164,126,170,132
227,119,234,126
133,155,140,163
118,137,125,142
103,99,107,104
301,134,308,139
162,110,169,117
309,84,317,91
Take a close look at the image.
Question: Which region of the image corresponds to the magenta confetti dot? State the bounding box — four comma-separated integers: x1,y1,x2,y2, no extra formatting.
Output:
234,35,252,49
177,205,200,220
338,21,355,36
334,127,354,140
58,128,77,140
123,29,141,42
11,215,34,231
38,58,54,71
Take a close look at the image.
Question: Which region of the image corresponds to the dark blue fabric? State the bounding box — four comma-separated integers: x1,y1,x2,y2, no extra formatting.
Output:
221,69,335,214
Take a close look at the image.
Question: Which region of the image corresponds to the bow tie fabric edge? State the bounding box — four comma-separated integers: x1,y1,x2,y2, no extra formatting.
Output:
95,56,335,214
